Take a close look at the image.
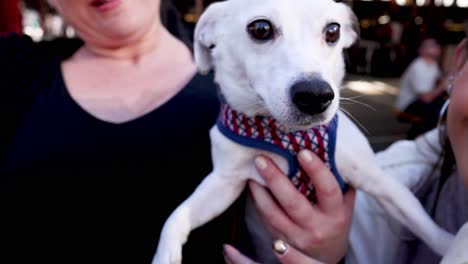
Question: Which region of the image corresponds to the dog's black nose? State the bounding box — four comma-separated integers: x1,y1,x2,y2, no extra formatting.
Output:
291,80,335,115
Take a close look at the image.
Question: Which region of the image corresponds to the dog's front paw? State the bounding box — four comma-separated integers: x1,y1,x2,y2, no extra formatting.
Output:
152,243,183,264
152,207,192,264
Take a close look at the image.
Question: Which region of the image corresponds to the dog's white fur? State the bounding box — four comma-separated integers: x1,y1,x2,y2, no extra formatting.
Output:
152,0,456,263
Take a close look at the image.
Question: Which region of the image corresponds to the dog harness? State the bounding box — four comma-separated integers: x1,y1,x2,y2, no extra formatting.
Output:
217,104,347,201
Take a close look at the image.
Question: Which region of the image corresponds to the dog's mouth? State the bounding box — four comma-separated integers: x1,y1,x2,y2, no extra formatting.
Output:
234,95,270,117
281,109,334,130
252,101,332,130
296,119,315,127
261,114,311,132
291,116,320,129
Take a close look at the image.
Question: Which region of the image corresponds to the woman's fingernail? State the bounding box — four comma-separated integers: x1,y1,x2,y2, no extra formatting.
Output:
255,156,268,170
273,240,288,255
299,150,314,163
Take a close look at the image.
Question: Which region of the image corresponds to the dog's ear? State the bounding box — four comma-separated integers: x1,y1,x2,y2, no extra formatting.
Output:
338,3,360,48
194,2,227,74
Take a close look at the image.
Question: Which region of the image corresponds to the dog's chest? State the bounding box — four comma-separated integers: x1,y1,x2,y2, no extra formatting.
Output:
216,104,346,201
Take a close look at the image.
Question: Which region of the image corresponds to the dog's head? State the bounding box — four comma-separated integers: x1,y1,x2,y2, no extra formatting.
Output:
195,0,359,129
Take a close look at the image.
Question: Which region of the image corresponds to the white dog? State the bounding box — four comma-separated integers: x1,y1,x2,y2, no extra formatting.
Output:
152,0,455,263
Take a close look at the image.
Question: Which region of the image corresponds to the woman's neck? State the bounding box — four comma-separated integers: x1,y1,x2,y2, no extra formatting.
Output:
80,22,181,64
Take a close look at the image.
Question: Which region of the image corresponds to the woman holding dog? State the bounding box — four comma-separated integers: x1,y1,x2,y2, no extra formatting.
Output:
0,0,224,262
0,0,354,263
225,39,468,264
6,0,464,263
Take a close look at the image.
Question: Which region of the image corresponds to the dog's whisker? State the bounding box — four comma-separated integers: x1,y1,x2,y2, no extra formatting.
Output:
251,107,270,116
270,111,281,120
228,100,265,111
339,107,370,135
341,94,368,100
340,98,376,111
340,94,369,101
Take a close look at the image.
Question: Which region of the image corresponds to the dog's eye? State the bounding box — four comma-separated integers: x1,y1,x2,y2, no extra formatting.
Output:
247,19,274,41
324,23,340,45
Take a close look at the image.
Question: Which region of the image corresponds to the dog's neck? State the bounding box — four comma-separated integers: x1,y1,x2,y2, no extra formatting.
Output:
218,102,333,134
216,103,344,200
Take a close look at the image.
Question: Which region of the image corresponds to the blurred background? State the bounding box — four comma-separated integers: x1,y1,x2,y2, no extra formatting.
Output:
1,0,467,150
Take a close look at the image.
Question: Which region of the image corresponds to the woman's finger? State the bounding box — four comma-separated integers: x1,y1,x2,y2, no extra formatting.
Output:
272,240,324,264
254,156,319,225
298,150,344,213
223,244,259,264
343,186,356,217
249,180,301,238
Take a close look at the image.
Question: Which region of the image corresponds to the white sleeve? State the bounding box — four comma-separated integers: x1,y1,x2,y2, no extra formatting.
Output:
345,129,443,264
376,128,442,190
408,61,437,94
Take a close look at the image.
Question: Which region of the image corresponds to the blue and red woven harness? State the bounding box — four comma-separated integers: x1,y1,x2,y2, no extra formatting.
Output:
217,104,347,202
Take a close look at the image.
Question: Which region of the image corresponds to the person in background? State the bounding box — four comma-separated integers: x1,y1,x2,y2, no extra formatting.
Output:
395,38,445,139
395,38,442,112
347,37,468,264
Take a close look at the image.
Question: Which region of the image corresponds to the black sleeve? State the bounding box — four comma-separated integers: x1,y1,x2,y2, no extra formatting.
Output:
0,34,39,158
0,34,82,99
0,34,82,159
0,34,36,98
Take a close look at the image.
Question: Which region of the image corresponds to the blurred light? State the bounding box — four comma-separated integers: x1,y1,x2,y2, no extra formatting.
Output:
345,81,399,96
443,0,455,6
435,0,443,6
360,19,372,29
378,15,391,25
24,26,44,42
445,21,466,32
184,13,198,23
396,0,407,5
414,17,424,25
45,14,64,37
65,27,76,38
416,0,426,6
457,0,468,7
23,8,43,41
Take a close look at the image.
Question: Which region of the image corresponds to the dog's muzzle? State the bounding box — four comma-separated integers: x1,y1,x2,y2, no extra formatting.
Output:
291,79,335,116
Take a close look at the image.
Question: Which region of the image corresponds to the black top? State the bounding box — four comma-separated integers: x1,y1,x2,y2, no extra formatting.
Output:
0,34,233,264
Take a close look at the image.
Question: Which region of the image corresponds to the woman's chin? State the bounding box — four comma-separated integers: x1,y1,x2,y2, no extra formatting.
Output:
87,22,154,47
100,21,144,38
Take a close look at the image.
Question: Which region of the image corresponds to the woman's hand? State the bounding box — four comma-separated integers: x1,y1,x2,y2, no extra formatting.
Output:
223,242,325,264
249,149,356,263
